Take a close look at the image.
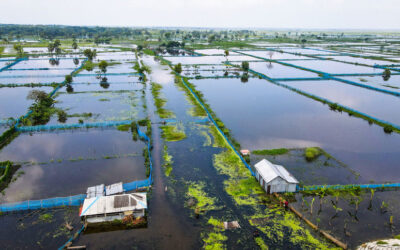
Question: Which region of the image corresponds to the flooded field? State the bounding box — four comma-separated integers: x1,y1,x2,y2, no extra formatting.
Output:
1,37,400,250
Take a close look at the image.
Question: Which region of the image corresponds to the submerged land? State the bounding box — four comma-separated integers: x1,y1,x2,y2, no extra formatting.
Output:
0,24,400,249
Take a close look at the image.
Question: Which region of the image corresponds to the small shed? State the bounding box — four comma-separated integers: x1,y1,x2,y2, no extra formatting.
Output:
80,193,147,224
240,149,250,156
254,159,298,194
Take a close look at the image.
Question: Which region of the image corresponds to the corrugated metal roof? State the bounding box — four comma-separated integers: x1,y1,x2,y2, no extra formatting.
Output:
80,193,147,217
254,159,298,184
105,182,123,196
86,184,105,198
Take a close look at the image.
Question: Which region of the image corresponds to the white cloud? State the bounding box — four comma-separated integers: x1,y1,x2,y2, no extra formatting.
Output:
0,0,399,29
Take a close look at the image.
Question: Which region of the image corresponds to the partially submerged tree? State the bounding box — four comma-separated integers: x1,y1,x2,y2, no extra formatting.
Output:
83,49,97,61
73,58,80,66
241,61,249,72
240,73,249,83
383,68,391,81
98,60,109,75
65,75,73,84
224,50,229,57
26,90,55,125
13,44,23,56
48,39,61,56
72,38,78,50
174,63,182,74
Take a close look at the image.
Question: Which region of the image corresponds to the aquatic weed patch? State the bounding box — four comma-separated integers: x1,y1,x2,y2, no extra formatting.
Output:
208,126,336,248
161,124,186,142
162,144,173,176
253,148,289,156
151,82,175,119
186,181,221,215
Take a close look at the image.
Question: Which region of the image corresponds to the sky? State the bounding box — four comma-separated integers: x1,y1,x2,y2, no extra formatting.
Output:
1,0,400,30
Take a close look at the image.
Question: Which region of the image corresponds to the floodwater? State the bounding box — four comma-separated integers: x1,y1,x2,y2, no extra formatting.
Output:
340,75,400,91
195,49,240,55
1,44,400,249
1,156,145,202
0,86,54,120
288,60,384,74
11,58,80,69
240,50,313,60
283,80,400,125
248,61,318,78
0,129,144,163
190,78,400,183
52,87,143,124
166,55,255,65
281,47,338,55
320,55,395,66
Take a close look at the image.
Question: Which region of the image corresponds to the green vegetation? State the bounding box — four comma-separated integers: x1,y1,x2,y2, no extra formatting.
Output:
98,60,109,74
117,124,131,131
161,125,186,142
209,128,333,248
48,39,61,55
0,161,20,191
186,182,220,214
151,82,175,119
305,147,322,161
143,49,155,56
253,148,289,156
39,213,53,223
65,75,73,84
57,110,67,123
202,231,227,250
0,127,19,151
25,90,57,125
383,68,391,81
83,48,97,61
133,61,152,75
13,44,24,57
175,76,241,150
72,39,78,50
174,63,182,74
254,237,268,250
241,61,249,71
376,240,388,245
143,147,151,177
383,125,394,134
162,144,173,176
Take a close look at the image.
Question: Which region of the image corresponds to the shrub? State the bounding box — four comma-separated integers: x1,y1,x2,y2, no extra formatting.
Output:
383,125,394,134
65,75,73,84
241,61,249,71
305,147,322,161
57,110,67,123
174,63,182,74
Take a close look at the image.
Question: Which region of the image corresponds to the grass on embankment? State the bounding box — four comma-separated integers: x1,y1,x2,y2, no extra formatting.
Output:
151,82,175,119
253,148,289,156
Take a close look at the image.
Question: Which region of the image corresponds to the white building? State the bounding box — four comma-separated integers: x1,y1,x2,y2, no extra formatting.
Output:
80,193,147,224
254,159,299,194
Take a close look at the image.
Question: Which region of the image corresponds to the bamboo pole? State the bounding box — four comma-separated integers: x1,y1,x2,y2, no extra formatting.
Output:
274,193,347,249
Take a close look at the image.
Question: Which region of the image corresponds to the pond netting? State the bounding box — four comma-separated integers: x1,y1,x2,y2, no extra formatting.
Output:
180,77,256,176
16,120,134,132
0,125,153,212
234,49,400,94
298,183,400,191
0,194,86,212
0,58,28,72
244,66,400,131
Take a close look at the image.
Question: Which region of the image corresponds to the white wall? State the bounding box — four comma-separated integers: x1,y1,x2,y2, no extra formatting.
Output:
256,169,296,193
